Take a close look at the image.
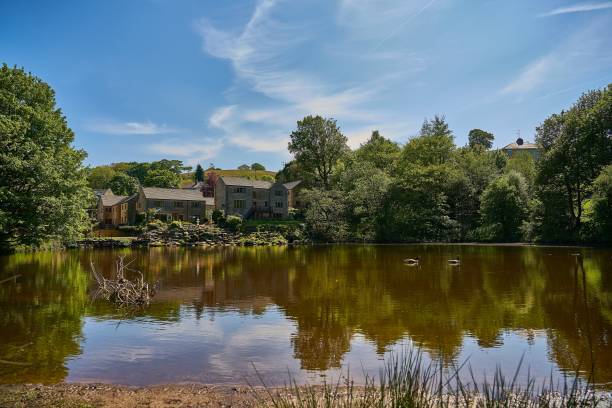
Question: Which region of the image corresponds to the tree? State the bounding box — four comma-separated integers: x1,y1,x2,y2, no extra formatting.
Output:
353,130,400,173
0,65,91,250
505,151,536,190
479,172,529,242
251,163,266,171
302,189,349,242
468,129,494,150
535,85,612,241
588,165,612,241
143,169,181,188
288,115,349,189
87,166,117,189
238,164,251,171
401,116,455,166
108,172,139,196
194,164,204,182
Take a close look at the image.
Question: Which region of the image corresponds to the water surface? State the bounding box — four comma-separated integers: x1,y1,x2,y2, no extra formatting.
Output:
0,245,611,387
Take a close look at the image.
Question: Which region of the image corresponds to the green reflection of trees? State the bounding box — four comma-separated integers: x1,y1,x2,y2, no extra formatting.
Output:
0,252,88,384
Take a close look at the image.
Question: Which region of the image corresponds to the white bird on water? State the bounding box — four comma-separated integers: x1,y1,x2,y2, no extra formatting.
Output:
447,257,460,266
403,256,420,266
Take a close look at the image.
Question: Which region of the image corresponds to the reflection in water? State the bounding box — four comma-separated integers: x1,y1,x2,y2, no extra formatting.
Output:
0,245,610,387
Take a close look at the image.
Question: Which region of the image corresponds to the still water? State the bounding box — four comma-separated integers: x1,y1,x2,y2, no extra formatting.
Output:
0,245,611,387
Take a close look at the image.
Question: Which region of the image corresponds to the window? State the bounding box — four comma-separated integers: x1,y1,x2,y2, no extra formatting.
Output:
174,201,184,208
152,200,162,207
192,201,201,208
234,200,246,209
275,190,283,196
235,187,245,193
275,201,283,208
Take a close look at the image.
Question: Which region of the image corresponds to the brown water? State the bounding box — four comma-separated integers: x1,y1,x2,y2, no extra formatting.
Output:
0,245,611,387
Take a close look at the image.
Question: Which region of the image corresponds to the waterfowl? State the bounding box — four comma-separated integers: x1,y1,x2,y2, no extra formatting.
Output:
447,257,461,266
403,256,420,266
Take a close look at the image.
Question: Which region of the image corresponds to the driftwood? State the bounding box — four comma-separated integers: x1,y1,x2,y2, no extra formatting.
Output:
90,257,157,308
0,274,21,285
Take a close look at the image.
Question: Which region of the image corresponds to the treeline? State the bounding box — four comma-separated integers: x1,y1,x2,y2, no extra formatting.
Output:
280,86,612,244
87,160,196,195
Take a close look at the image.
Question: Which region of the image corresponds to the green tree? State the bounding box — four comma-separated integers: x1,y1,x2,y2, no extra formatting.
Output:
401,116,455,166
535,85,612,241
479,172,529,242
505,151,536,190
302,189,349,242
87,166,117,189
108,172,139,196
150,159,190,174
251,162,266,171
288,115,349,189
143,169,181,188
0,65,91,250
353,130,400,173
468,129,494,150
194,164,204,182
588,165,612,241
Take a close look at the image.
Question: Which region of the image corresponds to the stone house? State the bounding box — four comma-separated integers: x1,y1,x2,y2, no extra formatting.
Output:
137,186,214,222
96,192,137,226
501,138,541,160
214,176,301,219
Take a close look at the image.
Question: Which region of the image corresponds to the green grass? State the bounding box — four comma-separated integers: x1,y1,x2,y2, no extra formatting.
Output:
253,348,603,408
180,168,277,187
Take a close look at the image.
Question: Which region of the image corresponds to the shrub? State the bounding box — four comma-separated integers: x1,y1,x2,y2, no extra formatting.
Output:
168,220,184,230
211,209,225,225
146,219,165,231
225,215,242,232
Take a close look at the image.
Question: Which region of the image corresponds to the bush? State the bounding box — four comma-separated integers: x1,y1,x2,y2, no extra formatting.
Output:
211,209,225,225
168,220,184,230
225,215,242,232
146,219,165,231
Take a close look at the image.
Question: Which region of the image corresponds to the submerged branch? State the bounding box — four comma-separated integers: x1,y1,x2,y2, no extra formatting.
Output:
90,257,157,308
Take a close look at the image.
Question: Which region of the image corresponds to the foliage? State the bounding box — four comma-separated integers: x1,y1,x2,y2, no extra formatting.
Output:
401,116,455,166
88,165,116,189
225,215,242,232
108,172,139,196
288,115,350,189
211,209,225,225
478,172,529,242
468,128,494,150
238,164,250,170
505,151,536,190
302,189,349,241
353,130,400,172
587,165,612,241
143,169,181,188
194,164,204,182
0,64,92,250
251,162,266,171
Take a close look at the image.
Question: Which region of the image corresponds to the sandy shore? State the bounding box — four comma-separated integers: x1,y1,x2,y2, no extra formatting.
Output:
0,383,267,407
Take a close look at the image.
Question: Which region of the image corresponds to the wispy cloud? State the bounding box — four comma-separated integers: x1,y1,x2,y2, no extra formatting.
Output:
84,119,177,135
149,139,223,166
502,56,554,95
541,2,612,16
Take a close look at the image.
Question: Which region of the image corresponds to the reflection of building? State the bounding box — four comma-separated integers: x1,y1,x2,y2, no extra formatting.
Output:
214,176,301,219
501,138,541,160
136,186,214,222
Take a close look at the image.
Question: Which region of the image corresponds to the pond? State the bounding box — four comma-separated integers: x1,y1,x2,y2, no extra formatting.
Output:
0,245,611,388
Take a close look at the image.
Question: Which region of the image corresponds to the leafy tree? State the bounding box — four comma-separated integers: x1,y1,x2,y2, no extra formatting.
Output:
401,116,455,166
87,166,117,189
275,160,314,186
288,115,349,189
353,130,400,173
194,164,204,182
468,129,494,150
479,172,529,242
302,189,349,241
505,151,536,190
150,159,191,174
535,85,612,241
238,164,250,171
125,162,151,183
143,169,181,188
588,165,612,241
108,172,139,196
340,162,392,241
0,65,91,250
251,162,266,171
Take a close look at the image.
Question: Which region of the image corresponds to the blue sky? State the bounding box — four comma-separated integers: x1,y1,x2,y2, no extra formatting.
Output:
2,0,612,171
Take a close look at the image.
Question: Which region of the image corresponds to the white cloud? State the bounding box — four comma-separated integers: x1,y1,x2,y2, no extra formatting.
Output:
501,56,554,95
85,119,177,135
149,139,224,166
541,2,612,16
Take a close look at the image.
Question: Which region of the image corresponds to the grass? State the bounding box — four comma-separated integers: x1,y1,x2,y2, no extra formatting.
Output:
252,348,604,407
180,168,277,186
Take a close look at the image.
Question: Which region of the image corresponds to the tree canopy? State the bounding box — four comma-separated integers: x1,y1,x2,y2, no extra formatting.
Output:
0,65,91,250
468,129,495,150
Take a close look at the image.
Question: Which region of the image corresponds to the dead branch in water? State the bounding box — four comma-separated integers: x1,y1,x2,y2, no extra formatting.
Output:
90,257,157,308
0,274,21,285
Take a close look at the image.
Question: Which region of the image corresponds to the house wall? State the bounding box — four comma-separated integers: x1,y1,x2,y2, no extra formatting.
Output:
270,184,288,218
143,198,206,222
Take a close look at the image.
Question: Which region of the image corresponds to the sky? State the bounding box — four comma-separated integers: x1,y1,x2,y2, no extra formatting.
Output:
2,0,612,171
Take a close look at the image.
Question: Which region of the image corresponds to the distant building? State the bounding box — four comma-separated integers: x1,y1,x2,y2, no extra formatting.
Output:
501,138,541,160
96,192,137,226
137,187,213,222
214,176,301,219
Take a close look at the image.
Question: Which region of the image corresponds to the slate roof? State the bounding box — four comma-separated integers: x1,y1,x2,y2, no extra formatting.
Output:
94,188,113,197
502,141,539,150
283,180,302,190
101,195,128,206
219,176,274,189
142,187,213,204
